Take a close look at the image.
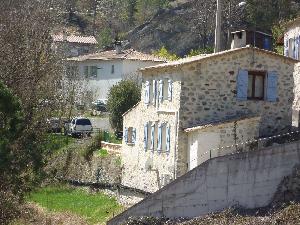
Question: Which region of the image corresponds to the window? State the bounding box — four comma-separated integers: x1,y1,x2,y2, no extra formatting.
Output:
83,66,98,78
111,65,115,74
237,32,243,39
237,70,278,102
124,127,136,145
90,66,97,77
247,71,265,100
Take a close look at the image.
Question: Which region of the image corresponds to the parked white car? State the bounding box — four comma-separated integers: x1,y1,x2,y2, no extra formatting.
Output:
65,117,93,137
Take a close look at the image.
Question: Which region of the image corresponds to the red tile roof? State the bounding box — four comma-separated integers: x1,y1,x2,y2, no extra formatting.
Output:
52,34,98,44
67,49,166,62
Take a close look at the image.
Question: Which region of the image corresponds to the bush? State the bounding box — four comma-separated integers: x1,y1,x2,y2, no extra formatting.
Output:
107,80,141,131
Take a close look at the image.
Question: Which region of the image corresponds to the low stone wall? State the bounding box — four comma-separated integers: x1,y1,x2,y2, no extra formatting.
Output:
108,140,300,225
101,141,122,154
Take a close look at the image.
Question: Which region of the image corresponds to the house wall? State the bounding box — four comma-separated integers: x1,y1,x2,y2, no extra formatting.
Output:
293,62,300,111
108,140,300,225
187,117,260,170
78,60,163,100
284,24,300,58
122,71,182,193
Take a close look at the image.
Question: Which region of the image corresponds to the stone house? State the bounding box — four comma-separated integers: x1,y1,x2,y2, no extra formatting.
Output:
122,46,298,193
67,49,165,101
51,34,98,57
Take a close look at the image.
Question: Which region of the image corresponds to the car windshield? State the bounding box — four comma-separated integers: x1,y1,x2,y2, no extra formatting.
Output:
76,119,92,125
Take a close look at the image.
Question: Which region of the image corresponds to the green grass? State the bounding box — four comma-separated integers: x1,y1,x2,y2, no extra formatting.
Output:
98,148,109,158
45,134,74,153
27,185,122,224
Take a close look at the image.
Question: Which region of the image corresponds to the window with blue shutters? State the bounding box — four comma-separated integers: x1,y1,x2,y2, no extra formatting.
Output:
150,124,155,151
159,80,164,103
295,36,300,60
284,38,289,57
124,127,128,144
144,123,148,150
144,81,150,105
266,71,278,102
236,69,248,101
166,125,171,153
168,80,173,101
247,71,266,100
132,128,136,144
157,124,162,152
153,80,157,106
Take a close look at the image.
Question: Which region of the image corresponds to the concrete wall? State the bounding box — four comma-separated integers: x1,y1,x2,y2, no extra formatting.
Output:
187,117,260,170
109,140,300,225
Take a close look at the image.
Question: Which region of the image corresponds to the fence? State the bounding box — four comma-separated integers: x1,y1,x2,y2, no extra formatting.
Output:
192,129,300,166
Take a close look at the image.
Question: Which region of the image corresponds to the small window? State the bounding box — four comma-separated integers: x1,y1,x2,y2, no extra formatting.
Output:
247,71,266,100
111,65,115,74
90,66,97,77
84,66,89,78
126,127,136,145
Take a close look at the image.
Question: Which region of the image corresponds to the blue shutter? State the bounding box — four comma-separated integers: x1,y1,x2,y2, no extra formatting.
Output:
293,38,297,59
144,81,150,105
132,128,136,144
168,80,173,101
236,70,248,101
266,71,278,102
144,123,148,150
159,80,164,103
284,38,289,57
295,36,299,60
150,124,155,151
152,80,157,106
157,124,162,152
166,125,170,153
124,127,128,144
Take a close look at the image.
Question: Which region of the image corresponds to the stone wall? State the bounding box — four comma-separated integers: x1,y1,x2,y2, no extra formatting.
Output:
122,69,185,192
186,116,260,169
293,62,300,111
108,140,300,225
101,141,122,154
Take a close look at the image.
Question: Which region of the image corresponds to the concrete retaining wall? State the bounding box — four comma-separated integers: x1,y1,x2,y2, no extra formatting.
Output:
108,140,300,224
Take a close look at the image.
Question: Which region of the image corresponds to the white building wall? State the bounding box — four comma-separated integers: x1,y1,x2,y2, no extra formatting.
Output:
284,24,300,58
77,59,164,100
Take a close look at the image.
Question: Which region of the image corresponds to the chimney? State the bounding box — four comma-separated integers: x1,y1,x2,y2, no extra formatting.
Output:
62,30,68,42
114,38,122,54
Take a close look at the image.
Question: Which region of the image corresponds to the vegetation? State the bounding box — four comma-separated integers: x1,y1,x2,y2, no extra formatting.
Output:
26,185,122,224
107,80,141,131
154,46,180,61
98,148,109,158
188,47,214,57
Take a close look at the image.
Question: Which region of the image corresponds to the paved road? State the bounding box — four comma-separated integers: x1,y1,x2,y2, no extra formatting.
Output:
89,117,112,131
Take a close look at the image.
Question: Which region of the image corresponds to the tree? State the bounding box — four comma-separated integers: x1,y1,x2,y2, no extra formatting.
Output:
107,80,141,131
154,46,179,61
0,0,63,223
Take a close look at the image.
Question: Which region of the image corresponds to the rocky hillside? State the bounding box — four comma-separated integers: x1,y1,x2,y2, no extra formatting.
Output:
124,1,216,56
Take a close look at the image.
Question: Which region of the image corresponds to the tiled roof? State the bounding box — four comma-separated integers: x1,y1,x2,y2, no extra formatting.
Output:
284,17,300,30
141,46,299,72
52,34,98,44
67,49,166,62
184,116,260,133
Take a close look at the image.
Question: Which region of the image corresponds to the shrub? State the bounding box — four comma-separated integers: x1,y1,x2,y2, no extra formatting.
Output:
107,80,141,131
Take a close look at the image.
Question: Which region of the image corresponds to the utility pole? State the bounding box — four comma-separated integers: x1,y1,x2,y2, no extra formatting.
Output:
214,0,222,53
93,0,97,36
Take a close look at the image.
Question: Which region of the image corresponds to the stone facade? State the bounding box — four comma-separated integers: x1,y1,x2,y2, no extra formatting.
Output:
122,47,298,193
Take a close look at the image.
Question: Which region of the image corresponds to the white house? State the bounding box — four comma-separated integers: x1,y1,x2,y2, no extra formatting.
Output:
284,17,300,60
67,48,166,101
